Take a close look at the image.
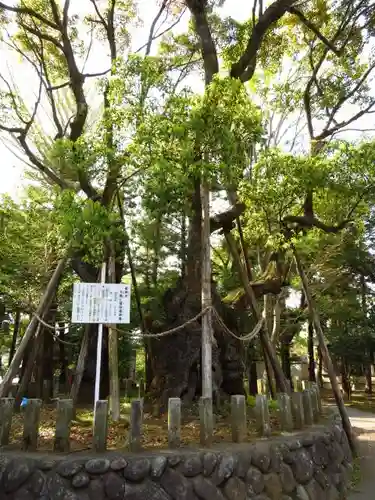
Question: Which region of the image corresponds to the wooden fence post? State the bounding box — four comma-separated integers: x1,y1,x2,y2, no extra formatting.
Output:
168,398,181,448
291,392,305,430
200,397,213,446
54,399,73,452
255,395,271,437
302,390,313,426
277,393,293,432
0,398,14,446
231,395,247,443
93,400,108,452
129,399,142,452
23,399,42,451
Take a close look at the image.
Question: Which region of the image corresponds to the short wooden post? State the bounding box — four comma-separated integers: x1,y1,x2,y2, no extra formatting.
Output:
277,393,293,432
129,399,142,452
54,399,73,452
199,397,213,446
311,382,322,413
310,387,320,422
93,400,108,452
255,395,271,437
138,378,145,399
291,392,305,430
0,398,14,446
231,395,247,443
22,398,42,451
302,389,313,426
168,398,181,448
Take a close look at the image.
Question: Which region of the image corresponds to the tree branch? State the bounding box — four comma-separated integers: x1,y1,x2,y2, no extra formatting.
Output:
230,0,298,82
185,0,219,84
288,6,340,56
0,1,59,30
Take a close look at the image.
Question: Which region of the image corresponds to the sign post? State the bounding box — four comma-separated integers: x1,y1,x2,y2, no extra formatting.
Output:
71,270,131,409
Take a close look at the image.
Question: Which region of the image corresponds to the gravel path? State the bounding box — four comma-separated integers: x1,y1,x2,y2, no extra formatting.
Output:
347,406,375,499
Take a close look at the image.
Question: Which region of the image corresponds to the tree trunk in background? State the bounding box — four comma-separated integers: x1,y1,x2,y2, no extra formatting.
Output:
308,320,316,382
9,310,20,365
281,341,292,384
248,358,258,396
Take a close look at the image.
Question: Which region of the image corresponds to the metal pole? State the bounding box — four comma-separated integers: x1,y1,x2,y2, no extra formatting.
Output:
94,262,107,407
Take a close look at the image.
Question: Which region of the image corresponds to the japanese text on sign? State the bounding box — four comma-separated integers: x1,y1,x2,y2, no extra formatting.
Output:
71,283,131,324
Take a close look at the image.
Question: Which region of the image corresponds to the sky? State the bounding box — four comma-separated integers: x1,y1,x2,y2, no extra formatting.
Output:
0,0,250,197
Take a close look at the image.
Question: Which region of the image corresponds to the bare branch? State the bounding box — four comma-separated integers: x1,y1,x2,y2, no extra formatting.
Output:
145,0,168,56
135,8,187,54
317,100,375,141
89,0,108,29
288,6,340,56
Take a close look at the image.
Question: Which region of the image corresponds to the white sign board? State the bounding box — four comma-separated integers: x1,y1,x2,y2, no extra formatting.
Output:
71,283,131,324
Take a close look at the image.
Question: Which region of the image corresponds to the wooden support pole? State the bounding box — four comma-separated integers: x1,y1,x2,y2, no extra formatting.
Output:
225,233,290,394
199,397,213,446
108,247,120,422
294,247,357,455
0,258,67,397
69,325,90,410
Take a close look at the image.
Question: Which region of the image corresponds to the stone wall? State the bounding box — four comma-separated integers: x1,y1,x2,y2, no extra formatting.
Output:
0,417,352,500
